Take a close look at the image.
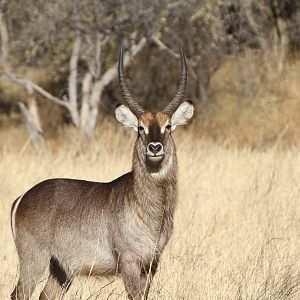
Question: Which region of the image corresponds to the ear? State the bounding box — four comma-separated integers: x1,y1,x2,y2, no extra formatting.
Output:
115,104,138,132
171,101,194,131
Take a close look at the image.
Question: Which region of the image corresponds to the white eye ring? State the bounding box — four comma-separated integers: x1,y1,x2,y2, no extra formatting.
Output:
161,120,171,134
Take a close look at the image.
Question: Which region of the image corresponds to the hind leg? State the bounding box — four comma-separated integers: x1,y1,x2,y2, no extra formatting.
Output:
11,254,47,300
11,271,37,300
11,232,49,300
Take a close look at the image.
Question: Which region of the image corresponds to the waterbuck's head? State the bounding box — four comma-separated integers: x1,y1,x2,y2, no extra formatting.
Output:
115,45,194,175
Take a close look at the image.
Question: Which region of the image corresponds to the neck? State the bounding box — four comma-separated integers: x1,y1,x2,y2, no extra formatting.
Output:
133,154,177,186
130,142,178,232
132,141,177,189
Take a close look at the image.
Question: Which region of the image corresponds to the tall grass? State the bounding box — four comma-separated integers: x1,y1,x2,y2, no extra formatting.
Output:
194,55,300,149
1,121,300,299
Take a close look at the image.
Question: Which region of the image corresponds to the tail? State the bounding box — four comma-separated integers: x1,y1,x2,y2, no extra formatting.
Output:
11,196,21,239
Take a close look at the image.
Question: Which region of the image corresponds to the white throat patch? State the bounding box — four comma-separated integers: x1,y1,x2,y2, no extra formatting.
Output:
151,154,173,179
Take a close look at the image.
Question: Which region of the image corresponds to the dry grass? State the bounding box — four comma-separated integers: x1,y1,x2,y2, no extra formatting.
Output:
1,121,300,299
196,55,300,148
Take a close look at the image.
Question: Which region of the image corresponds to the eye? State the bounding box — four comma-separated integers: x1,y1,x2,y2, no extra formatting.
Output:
166,124,171,130
138,126,144,131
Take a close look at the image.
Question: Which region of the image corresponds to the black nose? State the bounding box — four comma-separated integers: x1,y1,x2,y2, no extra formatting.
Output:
148,143,162,154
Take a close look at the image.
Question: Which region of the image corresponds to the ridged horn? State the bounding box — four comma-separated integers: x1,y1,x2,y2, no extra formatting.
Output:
118,44,145,116
163,45,187,116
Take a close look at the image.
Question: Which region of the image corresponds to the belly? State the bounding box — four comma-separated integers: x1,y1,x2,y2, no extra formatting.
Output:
53,232,117,277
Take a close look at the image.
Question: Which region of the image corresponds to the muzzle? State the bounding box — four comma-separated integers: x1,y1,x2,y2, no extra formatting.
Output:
147,142,164,159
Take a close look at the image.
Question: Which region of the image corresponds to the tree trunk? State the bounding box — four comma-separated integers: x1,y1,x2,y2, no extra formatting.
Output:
19,84,46,152
68,34,81,127
274,18,289,74
79,38,147,136
80,72,94,135
18,94,45,152
27,93,42,134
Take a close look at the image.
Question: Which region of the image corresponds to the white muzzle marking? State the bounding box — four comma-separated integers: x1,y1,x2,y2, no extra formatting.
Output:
146,142,164,160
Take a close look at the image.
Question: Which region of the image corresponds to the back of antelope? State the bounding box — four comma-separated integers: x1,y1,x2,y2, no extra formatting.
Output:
10,44,194,300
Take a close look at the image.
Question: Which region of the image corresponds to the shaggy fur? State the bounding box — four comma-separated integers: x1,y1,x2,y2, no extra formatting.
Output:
10,113,179,300
11,45,192,300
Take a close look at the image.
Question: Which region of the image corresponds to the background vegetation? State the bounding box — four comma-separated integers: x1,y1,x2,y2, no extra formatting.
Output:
1,0,300,147
2,1,300,299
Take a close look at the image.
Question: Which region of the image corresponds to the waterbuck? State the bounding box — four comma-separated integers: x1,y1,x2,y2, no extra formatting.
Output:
10,45,194,300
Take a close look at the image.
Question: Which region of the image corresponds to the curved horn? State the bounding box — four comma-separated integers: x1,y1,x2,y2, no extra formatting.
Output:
163,45,187,116
118,44,145,116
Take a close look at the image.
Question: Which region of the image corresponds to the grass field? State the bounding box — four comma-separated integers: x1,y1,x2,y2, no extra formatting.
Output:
1,122,300,299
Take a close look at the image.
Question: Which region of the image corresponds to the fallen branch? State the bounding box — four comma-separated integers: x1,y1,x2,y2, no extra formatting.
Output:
1,71,70,108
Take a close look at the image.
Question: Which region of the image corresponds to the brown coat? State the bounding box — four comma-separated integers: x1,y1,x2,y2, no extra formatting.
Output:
10,44,193,300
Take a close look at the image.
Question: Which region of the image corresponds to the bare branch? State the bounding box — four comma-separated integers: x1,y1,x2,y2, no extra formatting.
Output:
2,71,70,108
150,36,179,58
95,35,109,79
83,33,109,80
93,37,147,94
150,35,202,82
